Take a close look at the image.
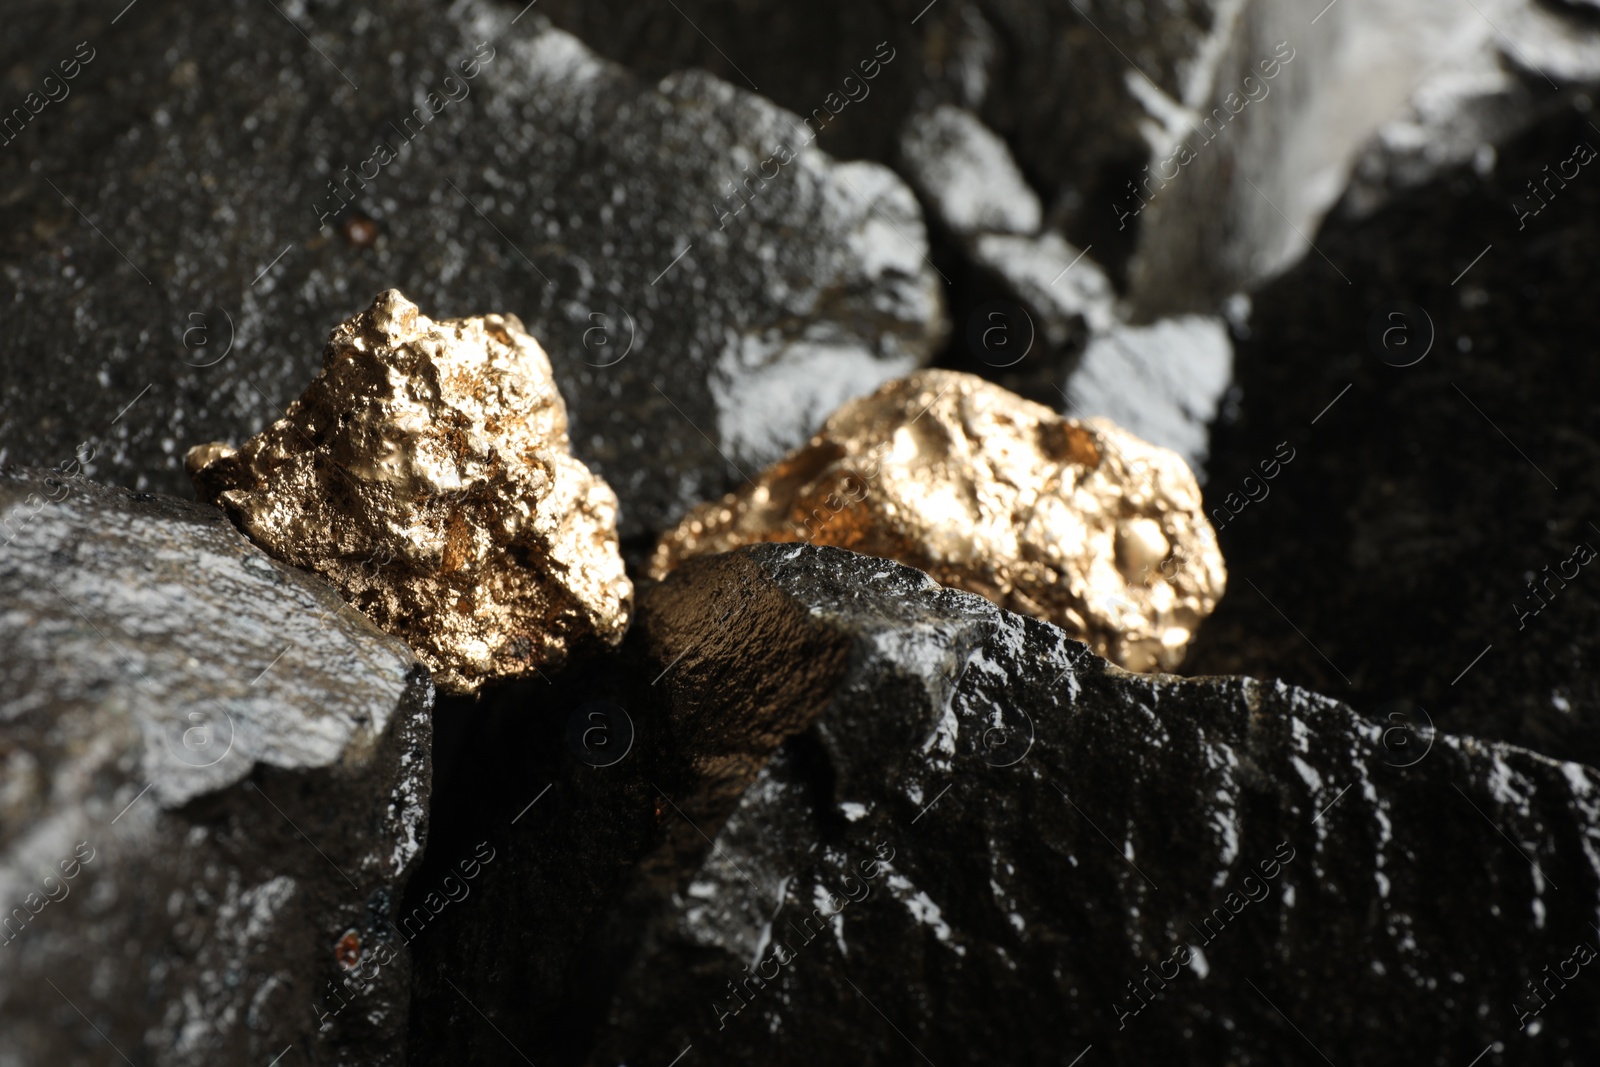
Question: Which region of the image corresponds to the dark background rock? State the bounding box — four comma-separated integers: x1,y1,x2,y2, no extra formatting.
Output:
0,469,432,1066
1183,98,1600,770
0,0,941,539
526,0,1600,318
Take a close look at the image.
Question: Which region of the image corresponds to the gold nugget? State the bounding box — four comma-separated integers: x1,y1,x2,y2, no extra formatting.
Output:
187,290,632,694
650,369,1225,672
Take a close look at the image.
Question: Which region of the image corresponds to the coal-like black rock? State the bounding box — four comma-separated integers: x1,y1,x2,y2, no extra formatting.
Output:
410,542,1600,1066
0,0,941,538
1184,98,1600,771
0,468,432,1066
585,545,1600,1065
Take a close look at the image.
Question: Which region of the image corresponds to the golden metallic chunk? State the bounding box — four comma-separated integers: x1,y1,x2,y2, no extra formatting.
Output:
187,289,632,694
649,369,1225,672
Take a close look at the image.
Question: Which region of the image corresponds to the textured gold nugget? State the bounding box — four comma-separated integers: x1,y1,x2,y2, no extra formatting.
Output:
650,369,1225,672
187,290,632,694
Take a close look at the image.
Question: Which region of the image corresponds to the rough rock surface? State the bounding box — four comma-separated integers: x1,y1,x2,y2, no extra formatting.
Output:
406,542,1600,1064
188,289,631,695
590,544,1600,1065
650,370,1226,672
895,103,1114,339
0,468,432,1066
1183,99,1600,772
0,0,942,537
898,104,1041,237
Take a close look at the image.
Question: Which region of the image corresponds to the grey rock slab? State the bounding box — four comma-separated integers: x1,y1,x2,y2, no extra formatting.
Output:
0,468,432,1066
0,0,943,538
583,543,1600,1065
967,229,1117,342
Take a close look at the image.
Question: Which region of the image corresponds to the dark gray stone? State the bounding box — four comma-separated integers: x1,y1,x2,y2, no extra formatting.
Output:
0,0,942,538
898,104,1041,238
0,468,432,1066
1064,314,1234,477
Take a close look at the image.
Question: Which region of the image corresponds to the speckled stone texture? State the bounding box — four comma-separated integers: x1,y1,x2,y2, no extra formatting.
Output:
0,0,942,538
0,469,432,1067
408,543,1600,1065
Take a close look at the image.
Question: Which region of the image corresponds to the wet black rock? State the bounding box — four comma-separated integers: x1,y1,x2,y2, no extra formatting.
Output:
1184,99,1600,771
0,468,432,1066
412,542,1600,1065
0,0,941,538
